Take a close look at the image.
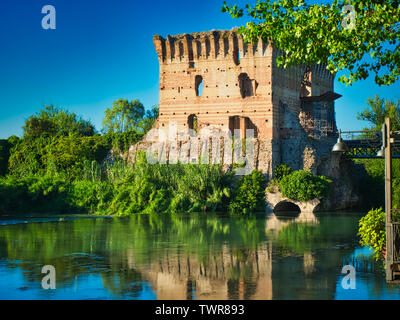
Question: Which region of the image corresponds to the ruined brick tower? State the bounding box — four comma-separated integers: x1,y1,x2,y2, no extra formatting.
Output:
147,30,341,177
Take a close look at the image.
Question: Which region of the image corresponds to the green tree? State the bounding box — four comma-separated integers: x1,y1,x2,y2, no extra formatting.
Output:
23,105,95,139
357,95,400,130
229,170,267,214
8,106,107,178
222,0,400,86
138,105,159,134
0,139,11,176
102,99,145,134
44,134,109,176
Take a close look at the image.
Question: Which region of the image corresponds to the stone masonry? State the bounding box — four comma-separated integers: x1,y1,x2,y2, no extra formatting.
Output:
132,29,342,180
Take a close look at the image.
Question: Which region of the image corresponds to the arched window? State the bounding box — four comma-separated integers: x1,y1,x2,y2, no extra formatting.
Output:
195,75,203,97
187,114,198,135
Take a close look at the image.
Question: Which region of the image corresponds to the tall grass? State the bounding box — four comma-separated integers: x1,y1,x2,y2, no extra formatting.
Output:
0,152,267,216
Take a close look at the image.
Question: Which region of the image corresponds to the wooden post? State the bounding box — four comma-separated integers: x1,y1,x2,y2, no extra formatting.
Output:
385,117,393,281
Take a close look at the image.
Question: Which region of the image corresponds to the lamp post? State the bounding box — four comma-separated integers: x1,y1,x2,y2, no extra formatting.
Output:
382,118,394,281
332,119,395,281
376,119,395,281
377,147,384,158
332,129,348,153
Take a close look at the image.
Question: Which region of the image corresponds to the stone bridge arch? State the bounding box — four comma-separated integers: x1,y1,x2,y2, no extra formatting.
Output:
273,200,301,214
265,191,320,213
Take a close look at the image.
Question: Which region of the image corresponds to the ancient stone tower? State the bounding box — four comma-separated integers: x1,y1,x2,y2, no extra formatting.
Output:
146,30,341,177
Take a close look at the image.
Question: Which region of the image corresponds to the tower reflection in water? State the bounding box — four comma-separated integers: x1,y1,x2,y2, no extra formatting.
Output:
0,211,361,300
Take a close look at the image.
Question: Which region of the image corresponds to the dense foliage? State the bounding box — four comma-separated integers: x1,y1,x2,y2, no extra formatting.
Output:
229,170,267,214
354,95,400,261
0,139,11,176
279,170,332,202
7,133,110,178
266,164,332,202
105,130,144,154
0,99,271,216
23,105,95,139
0,156,268,215
2,103,155,178
223,0,400,86
352,94,400,210
273,164,292,181
358,208,387,261
352,158,400,210
102,99,158,134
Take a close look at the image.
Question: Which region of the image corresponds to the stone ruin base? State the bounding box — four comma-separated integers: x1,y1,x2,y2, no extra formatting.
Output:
265,190,321,213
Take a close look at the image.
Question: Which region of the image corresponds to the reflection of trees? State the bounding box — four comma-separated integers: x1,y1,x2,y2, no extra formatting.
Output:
0,214,271,299
0,213,368,300
270,214,361,299
269,214,361,255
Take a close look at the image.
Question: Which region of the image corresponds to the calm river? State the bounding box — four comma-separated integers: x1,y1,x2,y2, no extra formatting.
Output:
0,212,399,300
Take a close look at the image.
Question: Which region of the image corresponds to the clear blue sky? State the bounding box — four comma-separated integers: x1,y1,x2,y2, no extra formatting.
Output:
0,0,399,139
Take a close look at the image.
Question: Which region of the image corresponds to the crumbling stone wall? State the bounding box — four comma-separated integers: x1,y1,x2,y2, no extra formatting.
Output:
125,29,361,210
146,29,338,179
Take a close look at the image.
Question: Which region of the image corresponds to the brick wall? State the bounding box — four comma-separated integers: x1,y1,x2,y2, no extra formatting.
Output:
135,30,338,178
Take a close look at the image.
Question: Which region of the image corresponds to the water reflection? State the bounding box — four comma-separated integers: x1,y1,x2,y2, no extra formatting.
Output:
0,212,395,300
266,211,318,231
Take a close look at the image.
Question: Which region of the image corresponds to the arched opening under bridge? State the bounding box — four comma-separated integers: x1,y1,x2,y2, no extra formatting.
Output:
273,201,301,218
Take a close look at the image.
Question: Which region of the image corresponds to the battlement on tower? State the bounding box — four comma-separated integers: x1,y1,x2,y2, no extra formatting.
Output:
153,30,272,64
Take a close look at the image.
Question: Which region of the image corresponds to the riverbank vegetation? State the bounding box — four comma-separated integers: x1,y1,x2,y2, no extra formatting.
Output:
279,170,332,202
266,164,332,202
0,102,268,216
354,96,400,261
358,208,386,261
0,158,266,216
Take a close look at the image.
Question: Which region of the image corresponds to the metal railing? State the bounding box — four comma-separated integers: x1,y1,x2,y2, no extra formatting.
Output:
336,129,400,159
340,129,381,143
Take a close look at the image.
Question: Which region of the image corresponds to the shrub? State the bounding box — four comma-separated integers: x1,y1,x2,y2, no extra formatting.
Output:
279,170,331,202
0,175,71,214
358,208,386,261
274,164,292,181
69,180,114,214
8,134,110,179
229,170,267,214
0,139,11,176
170,164,234,213
0,176,31,214
266,178,279,193
1,144,274,216
266,164,292,193
109,174,171,216
105,130,144,153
